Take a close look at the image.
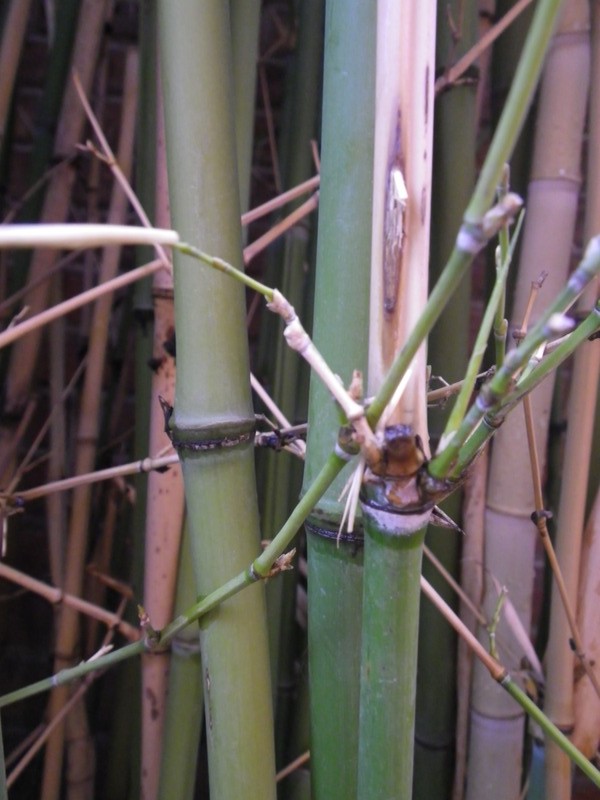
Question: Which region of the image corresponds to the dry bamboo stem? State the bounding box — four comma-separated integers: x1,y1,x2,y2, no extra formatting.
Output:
0,0,34,149
275,750,311,782
0,562,139,640
140,73,185,800
241,174,319,225
1,0,109,424
243,192,318,265
0,258,163,352
40,47,138,800
523,394,600,698
6,452,177,503
436,0,535,93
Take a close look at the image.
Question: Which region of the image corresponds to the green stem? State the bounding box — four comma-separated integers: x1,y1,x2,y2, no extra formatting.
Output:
448,302,600,478
441,212,522,440
0,642,144,709
357,507,428,799
501,677,600,788
174,241,273,299
430,237,600,478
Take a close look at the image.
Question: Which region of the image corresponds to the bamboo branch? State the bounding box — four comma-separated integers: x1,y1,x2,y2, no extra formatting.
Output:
0,258,163,352
436,0,535,93
523,396,600,699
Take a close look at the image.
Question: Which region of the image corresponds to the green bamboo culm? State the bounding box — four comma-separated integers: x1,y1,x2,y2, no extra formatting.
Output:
357,501,428,800
301,0,376,797
158,3,276,799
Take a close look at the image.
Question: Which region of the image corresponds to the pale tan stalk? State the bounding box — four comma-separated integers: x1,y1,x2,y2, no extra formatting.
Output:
453,449,488,800
367,1,435,440
243,192,319,265
544,8,600,793
0,0,34,150
240,175,320,225
436,0,535,93
1,0,109,434
141,76,185,800
0,258,163,352
572,490,600,756
9,452,177,502
0,560,138,641
571,1,600,760
466,5,590,797
40,48,138,800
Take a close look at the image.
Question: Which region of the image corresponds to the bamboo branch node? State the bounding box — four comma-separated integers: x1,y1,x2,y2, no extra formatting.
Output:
458,193,523,254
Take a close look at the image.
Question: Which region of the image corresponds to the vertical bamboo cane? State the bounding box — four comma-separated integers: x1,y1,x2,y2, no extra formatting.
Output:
544,0,599,790
0,0,33,157
140,69,185,800
158,3,276,797
357,4,436,798
466,4,590,799
301,0,375,796
40,48,139,800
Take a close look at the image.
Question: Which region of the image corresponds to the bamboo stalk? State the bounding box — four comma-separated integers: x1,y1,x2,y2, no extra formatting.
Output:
158,3,276,797
357,6,436,796
140,69,185,800
300,0,376,795
0,0,33,155
40,48,139,800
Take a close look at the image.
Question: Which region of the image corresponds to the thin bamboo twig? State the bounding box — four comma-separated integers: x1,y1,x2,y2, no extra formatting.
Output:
436,0,535,93
275,750,310,782
0,258,163,352
6,452,177,503
419,577,600,788
72,70,172,273
243,192,318,265
523,395,600,699
241,175,320,226
6,358,87,495
0,563,139,641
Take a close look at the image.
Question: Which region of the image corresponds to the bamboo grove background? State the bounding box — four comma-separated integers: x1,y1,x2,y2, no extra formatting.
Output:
0,1,598,799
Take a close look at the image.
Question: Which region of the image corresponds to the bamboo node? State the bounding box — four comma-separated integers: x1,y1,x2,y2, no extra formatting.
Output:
171,430,254,452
